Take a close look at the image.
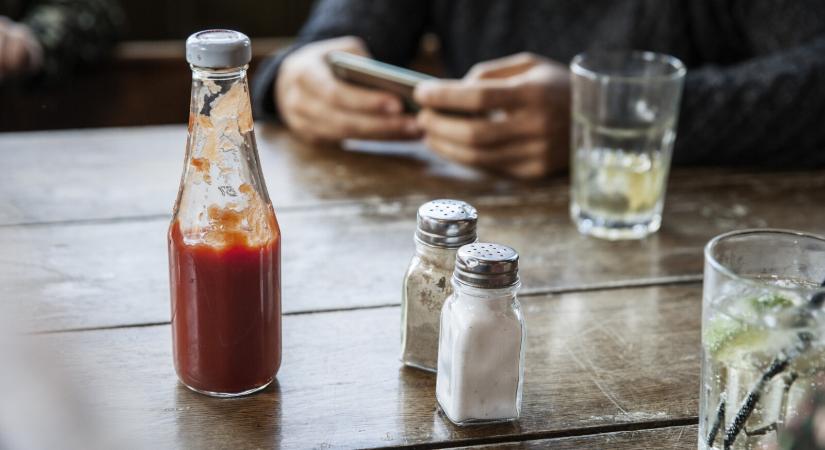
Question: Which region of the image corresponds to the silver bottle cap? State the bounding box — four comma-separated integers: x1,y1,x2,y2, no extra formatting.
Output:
186,29,251,69
454,243,520,288
415,199,478,248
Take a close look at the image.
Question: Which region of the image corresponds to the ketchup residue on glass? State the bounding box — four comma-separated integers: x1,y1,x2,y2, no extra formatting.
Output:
168,211,281,395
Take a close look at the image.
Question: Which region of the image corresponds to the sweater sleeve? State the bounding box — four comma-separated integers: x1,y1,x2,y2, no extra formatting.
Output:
674,1,825,167
251,0,430,121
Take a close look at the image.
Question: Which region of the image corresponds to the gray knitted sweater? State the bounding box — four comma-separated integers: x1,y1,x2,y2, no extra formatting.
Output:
252,0,825,167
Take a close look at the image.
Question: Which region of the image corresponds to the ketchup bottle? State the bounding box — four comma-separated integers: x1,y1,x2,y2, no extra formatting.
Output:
169,30,281,397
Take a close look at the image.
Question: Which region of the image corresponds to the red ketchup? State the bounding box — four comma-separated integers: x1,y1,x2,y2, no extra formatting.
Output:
169,214,281,395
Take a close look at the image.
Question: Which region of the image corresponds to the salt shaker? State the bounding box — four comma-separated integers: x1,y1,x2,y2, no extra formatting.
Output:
401,199,478,372
436,243,525,425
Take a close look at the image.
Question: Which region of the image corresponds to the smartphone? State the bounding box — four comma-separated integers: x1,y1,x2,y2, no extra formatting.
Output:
325,51,435,112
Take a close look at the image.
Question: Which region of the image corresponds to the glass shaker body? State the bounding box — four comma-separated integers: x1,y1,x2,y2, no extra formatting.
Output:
169,30,281,397
400,199,478,373
401,239,459,372
436,244,525,425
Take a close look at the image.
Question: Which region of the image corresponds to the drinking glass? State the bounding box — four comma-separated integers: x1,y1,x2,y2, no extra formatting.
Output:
569,51,685,240
700,229,825,449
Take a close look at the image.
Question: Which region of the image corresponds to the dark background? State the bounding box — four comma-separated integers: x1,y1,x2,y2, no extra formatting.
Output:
0,1,316,131
119,0,313,40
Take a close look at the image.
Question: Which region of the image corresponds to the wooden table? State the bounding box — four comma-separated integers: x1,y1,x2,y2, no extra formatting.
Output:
2,124,824,449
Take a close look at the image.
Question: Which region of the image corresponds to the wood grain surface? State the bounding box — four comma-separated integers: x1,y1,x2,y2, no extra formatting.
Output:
2,124,824,226
3,168,824,332
4,125,823,448
40,284,701,449
0,125,528,225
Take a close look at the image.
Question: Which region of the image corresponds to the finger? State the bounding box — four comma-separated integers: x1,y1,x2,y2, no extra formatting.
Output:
3,34,27,74
415,78,547,112
506,159,549,179
322,35,370,57
15,24,42,72
425,134,546,167
289,87,419,140
466,52,540,80
285,112,338,146
294,106,418,142
0,29,7,75
418,108,548,146
298,62,403,114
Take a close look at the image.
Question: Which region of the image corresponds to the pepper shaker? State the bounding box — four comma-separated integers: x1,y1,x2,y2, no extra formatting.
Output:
401,199,478,372
436,243,525,425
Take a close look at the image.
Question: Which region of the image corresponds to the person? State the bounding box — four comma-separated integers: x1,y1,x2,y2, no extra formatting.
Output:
0,0,122,83
252,0,825,179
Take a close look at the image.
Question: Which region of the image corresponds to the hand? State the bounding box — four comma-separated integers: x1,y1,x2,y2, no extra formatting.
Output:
414,53,570,179
0,16,43,80
276,36,420,145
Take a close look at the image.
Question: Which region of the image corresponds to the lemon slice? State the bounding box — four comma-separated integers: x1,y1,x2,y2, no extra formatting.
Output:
750,293,795,312
705,316,772,364
705,294,796,364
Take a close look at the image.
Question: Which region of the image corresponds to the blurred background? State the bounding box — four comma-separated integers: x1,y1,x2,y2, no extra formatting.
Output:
0,0,313,131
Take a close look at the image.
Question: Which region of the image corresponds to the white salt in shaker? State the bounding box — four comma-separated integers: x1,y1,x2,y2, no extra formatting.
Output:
436,243,525,425
401,199,478,372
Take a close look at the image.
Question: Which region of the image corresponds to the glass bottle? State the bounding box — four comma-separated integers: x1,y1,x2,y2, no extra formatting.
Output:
401,199,477,372
436,243,525,425
168,30,282,397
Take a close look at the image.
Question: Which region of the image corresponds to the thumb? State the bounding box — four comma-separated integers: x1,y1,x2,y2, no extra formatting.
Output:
321,35,371,58
336,36,371,57
465,52,542,80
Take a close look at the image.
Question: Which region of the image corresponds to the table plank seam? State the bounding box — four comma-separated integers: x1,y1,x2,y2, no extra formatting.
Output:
31,320,172,335
367,418,699,449
0,213,172,229
519,275,702,297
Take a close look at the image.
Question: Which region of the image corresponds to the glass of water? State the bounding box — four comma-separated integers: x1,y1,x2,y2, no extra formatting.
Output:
701,229,825,450
569,51,685,240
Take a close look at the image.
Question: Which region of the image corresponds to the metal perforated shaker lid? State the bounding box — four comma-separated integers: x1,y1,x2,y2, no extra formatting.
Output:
454,243,520,288
186,29,251,68
415,199,478,248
